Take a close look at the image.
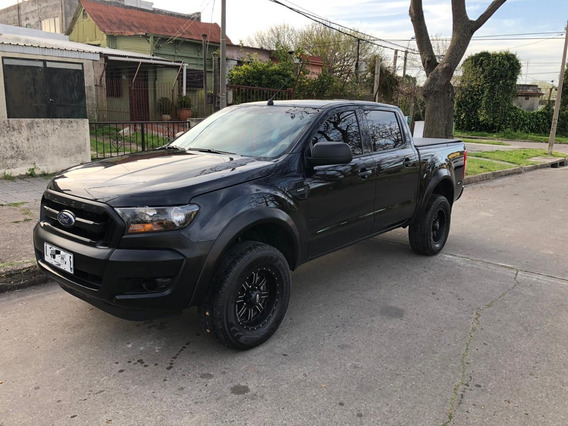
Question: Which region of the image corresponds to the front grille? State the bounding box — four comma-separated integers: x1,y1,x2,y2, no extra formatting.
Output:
41,192,117,247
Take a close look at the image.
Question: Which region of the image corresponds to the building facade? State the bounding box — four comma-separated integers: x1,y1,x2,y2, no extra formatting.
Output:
0,0,79,34
67,0,227,119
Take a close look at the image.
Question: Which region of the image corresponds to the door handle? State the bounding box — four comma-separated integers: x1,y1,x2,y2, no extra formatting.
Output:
358,169,372,179
403,157,414,167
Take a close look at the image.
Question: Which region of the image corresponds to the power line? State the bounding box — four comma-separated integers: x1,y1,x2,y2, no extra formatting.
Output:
268,0,420,54
385,32,565,42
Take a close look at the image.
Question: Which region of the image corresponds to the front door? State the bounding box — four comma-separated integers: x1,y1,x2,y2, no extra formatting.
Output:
129,68,149,121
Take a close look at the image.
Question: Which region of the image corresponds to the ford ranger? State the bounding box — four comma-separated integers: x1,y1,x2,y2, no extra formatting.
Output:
34,100,466,349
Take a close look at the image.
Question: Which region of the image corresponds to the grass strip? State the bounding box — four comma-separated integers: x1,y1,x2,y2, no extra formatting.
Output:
466,158,516,176
469,149,566,166
455,131,568,144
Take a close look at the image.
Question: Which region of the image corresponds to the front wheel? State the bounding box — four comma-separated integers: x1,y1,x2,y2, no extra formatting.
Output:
409,194,451,256
199,241,290,350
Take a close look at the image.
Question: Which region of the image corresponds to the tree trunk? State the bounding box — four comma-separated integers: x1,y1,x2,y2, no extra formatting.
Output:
422,79,455,138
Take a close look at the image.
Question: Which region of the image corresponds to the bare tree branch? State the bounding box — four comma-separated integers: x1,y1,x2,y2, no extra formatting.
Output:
409,0,438,76
473,0,507,32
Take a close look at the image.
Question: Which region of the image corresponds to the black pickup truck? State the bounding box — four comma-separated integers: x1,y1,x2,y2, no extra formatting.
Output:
34,100,466,349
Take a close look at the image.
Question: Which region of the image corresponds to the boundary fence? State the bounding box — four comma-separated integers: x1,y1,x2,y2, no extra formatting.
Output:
89,121,190,160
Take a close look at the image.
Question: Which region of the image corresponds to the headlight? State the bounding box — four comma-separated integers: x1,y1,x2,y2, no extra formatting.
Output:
115,204,199,234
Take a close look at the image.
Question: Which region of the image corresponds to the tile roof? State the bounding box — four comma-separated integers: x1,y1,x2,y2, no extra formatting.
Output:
80,0,231,44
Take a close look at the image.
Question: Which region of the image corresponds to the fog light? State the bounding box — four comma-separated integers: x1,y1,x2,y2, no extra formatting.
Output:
126,277,172,294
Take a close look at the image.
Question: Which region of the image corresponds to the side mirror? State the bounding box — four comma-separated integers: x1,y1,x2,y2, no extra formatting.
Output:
307,142,353,167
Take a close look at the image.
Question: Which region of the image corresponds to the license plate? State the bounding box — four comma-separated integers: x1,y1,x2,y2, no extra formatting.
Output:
44,243,74,274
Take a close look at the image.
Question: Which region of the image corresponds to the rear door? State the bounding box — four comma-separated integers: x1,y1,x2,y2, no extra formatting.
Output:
361,108,420,232
306,108,377,257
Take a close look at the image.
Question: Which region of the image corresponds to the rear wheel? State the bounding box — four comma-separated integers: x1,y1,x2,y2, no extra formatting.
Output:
409,194,451,256
199,241,290,350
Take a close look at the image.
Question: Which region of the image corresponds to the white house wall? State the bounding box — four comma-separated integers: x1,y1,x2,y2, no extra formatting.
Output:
0,118,90,176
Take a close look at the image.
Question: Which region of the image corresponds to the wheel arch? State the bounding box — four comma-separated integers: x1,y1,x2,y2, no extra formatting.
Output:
412,171,455,224
189,207,300,307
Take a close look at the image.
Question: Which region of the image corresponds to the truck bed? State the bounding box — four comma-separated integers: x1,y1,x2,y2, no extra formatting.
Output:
413,138,462,147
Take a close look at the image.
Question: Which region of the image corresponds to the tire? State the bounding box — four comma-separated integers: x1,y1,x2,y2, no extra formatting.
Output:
409,194,451,256
199,241,291,350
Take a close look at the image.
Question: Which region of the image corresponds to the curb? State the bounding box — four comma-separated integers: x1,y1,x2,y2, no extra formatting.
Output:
2,157,566,294
465,157,567,185
0,264,50,294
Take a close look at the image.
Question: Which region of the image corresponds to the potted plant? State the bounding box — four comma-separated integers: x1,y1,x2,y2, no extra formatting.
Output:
158,97,172,121
176,95,192,121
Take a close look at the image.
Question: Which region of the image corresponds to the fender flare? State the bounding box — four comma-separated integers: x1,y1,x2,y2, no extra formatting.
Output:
413,169,454,222
189,207,301,306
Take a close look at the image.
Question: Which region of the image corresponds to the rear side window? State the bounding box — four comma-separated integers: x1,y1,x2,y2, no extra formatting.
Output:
364,110,404,152
312,110,363,156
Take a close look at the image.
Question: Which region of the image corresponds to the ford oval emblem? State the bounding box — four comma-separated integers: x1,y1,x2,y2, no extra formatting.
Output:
57,210,76,228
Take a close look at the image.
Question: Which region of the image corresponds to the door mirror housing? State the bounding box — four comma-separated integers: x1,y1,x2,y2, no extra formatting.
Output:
307,142,353,167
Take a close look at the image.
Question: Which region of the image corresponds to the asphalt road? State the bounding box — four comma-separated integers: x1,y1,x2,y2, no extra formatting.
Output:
1,167,568,425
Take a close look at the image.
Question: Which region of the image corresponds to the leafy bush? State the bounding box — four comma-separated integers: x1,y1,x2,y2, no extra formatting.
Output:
455,51,521,133
176,95,191,109
158,97,172,114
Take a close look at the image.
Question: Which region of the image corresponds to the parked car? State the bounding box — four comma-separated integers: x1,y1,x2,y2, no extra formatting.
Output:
34,100,466,349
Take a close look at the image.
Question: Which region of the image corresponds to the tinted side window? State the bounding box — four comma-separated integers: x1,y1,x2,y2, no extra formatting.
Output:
365,110,404,152
313,111,363,156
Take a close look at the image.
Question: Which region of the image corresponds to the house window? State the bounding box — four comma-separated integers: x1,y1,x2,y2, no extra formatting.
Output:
2,58,86,119
41,17,61,33
106,67,122,98
182,70,204,89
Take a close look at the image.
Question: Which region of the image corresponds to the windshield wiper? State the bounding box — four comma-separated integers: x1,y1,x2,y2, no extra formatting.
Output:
186,147,236,155
159,145,186,151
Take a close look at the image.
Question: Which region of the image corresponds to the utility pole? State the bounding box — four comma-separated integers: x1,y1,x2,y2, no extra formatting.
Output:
548,21,568,155
392,50,398,74
202,34,208,117
212,52,219,110
219,0,227,109
355,38,360,80
373,57,381,102
402,50,408,78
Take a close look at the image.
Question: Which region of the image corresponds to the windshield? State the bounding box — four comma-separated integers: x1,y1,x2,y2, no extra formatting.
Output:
171,105,320,159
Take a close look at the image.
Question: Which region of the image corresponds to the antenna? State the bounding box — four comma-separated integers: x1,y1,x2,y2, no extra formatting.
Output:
266,81,290,106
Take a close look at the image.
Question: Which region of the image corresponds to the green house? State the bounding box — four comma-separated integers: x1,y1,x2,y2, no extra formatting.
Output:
67,0,231,121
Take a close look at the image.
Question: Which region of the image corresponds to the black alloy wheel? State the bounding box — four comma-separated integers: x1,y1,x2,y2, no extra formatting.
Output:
235,267,279,331
200,241,291,350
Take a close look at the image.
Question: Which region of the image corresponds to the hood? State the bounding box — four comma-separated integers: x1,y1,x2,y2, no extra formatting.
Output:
48,150,275,206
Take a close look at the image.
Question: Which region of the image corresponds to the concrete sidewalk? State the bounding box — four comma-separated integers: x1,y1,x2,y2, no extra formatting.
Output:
1,141,567,294
0,176,50,292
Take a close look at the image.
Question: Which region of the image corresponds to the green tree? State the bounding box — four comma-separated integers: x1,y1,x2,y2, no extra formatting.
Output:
455,51,521,132
247,23,381,98
228,46,296,90
297,24,379,84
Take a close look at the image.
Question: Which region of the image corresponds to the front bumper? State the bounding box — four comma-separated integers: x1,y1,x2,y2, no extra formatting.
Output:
34,222,211,321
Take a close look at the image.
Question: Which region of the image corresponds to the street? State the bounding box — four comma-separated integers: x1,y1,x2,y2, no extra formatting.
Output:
1,167,568,425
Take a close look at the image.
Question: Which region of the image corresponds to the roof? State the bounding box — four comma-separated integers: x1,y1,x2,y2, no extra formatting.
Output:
79,0,231,44
0,24,181,66
236,100,400,110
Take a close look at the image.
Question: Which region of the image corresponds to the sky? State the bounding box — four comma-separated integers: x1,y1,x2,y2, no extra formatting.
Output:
1,0,566,85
